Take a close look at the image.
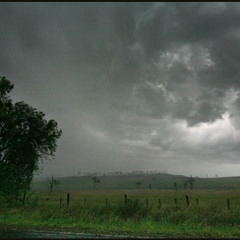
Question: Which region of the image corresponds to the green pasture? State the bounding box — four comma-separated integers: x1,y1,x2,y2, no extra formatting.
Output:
33,189,240,210
1,189,240,238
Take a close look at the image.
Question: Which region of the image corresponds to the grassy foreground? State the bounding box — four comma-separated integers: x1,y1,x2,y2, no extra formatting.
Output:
1,189,240,238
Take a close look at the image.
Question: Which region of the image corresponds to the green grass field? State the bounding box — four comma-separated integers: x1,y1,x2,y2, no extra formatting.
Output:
1,188,240,238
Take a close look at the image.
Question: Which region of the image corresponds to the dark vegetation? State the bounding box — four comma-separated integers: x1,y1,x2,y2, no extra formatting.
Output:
0,76,62,202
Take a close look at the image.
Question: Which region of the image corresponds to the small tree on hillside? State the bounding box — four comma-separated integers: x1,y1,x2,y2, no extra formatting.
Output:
48,176,60,193
92,176,100,189
188,176,195,190
135,181,142,189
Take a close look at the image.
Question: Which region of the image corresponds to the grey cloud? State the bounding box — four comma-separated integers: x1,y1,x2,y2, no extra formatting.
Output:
1,2,240,177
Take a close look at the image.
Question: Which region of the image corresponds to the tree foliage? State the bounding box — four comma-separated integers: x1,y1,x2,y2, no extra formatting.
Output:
0,76,62,200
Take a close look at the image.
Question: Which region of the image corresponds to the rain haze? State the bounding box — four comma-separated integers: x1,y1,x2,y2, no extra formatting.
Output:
1,2,240,178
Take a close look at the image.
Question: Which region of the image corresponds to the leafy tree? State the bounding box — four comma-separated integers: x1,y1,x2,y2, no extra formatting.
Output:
92,176,100,189
48,176,60,193
0,76,62,201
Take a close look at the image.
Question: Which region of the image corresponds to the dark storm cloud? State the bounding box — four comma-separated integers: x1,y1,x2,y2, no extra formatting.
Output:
1,2,240,177
127,3,240,126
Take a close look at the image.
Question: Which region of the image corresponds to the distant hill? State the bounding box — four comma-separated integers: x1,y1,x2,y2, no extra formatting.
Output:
31,173,240,191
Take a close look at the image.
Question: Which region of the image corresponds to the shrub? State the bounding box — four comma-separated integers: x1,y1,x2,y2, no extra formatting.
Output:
115,199,149,219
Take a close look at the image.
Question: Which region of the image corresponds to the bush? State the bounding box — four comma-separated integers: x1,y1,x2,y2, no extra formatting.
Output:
115,199,149,219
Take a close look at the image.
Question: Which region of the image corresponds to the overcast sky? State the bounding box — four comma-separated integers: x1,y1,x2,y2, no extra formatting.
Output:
1,2,240,178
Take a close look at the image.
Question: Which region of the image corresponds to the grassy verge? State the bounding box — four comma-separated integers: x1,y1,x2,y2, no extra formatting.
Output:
1,190,240,238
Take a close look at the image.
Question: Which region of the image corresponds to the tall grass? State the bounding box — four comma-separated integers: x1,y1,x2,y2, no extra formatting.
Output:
1,190,240,237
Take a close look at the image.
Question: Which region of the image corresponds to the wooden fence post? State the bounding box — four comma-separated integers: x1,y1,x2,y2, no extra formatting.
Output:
196,198,199,206
106,198,108,205
186,195,189,207
146,198,148,206
158,199,161,208
124,194,127,204
67,193,70,207
174,198,177,207
227,198,230,210
22,192,26,206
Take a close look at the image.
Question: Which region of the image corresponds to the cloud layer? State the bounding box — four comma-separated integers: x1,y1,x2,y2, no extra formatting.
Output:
1,2,240,177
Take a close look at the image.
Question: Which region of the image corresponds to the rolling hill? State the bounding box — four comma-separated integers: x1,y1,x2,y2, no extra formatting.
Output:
31,173,240,191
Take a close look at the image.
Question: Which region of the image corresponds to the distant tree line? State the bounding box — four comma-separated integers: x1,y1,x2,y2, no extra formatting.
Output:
77,170,169,177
